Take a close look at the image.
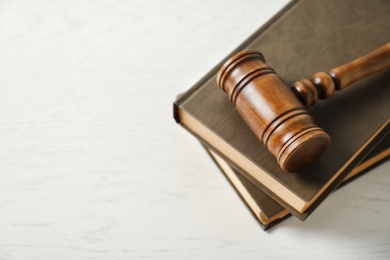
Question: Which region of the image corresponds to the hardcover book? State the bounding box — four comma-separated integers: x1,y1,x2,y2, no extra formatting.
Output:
205,134,389,230
174,0,390,220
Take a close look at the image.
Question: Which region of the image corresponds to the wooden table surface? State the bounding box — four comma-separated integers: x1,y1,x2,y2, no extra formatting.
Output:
0,0,389,259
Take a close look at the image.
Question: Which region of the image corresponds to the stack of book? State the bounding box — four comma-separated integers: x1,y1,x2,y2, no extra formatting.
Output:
174,0,390,230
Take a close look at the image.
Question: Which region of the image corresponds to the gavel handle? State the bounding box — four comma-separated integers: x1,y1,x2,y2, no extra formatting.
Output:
292,42,390,107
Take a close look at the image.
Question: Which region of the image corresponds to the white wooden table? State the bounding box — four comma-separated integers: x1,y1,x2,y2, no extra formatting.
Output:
0,0,389,259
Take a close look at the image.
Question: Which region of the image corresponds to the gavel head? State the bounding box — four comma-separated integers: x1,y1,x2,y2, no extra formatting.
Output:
217,50,330,173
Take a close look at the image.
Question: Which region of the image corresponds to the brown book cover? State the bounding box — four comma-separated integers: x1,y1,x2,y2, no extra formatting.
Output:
174,0,390,220
205,134,390,230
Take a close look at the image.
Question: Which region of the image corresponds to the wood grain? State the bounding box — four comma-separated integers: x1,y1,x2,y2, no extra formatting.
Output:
217,42,389,172
292,42,390,107
217,50,330,173
0,0,389,259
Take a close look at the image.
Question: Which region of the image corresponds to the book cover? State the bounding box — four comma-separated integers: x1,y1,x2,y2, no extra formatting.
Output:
205,134,389,230
174,0,390,220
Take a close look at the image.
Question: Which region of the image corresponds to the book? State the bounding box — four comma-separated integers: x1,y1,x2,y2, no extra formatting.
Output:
174,0,390,220
205,133,390,230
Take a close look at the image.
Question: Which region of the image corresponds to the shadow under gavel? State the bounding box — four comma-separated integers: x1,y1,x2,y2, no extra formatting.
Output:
217,42,390,173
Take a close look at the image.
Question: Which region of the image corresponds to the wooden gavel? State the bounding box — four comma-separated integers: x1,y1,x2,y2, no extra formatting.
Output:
217,42,390,173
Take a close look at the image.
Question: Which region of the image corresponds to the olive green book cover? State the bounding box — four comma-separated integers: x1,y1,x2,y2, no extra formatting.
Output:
174,0,390,220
